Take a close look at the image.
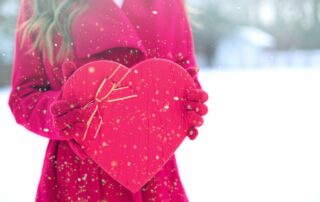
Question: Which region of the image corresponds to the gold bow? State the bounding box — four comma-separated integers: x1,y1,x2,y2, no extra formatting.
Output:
81,64,138,141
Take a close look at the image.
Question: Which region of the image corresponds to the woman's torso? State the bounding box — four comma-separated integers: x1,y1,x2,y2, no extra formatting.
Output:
35,0,192,201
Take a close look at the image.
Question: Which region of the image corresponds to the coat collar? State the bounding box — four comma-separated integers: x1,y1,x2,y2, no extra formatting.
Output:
71,0,147,59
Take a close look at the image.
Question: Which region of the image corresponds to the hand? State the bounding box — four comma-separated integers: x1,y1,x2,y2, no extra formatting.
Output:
51,60,84,139
62,61,77,81
185,88,209,140
50,97,84,140
50,61,89,159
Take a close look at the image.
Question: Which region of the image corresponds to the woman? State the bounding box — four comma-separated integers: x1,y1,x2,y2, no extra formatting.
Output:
8,0,208,201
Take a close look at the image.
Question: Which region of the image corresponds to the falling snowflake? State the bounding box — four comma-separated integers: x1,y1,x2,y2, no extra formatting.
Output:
43,128,49,133
88,66,95,74
173,96,179,101
111,160,118,167
102,142,108,147
82,174,87,181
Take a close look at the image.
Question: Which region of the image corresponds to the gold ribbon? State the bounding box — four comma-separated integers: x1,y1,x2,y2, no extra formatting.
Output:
81,64,137,141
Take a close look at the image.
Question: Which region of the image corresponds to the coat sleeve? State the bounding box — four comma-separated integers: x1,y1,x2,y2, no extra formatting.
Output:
8,0,61,140
175,0,202,89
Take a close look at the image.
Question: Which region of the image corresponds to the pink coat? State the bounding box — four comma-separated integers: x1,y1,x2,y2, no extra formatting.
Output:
9,0,200,201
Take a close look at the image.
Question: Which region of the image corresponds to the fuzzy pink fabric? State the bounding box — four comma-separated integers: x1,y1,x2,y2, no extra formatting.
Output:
9,0,200,201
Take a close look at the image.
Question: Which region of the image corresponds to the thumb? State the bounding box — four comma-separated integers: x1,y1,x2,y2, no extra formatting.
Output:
62,61,77,82
186,67,199,78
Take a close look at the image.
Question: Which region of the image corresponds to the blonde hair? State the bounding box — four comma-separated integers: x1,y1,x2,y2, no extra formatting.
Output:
20,0,88,65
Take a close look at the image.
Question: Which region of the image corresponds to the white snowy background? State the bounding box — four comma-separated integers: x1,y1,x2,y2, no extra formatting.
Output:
1,67,320,202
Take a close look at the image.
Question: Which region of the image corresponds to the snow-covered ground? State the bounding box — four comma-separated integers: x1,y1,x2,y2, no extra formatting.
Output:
1,68,320,202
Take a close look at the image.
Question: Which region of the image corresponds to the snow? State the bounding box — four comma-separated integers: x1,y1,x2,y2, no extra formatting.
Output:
1,68,320,202
0,88,48,201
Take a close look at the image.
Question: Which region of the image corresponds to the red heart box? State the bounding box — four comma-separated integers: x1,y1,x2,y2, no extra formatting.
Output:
61,58,196,192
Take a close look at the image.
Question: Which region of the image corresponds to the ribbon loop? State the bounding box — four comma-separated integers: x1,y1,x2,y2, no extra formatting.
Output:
81,65,138,141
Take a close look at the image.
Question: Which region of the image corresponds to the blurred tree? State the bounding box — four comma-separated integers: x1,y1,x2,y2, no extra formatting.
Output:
0,0,18,87
189,0,320,67
313,0,320,24
190,0,235,66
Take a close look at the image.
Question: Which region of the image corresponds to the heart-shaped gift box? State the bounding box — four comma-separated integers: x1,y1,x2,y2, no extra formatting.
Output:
62,58,196,192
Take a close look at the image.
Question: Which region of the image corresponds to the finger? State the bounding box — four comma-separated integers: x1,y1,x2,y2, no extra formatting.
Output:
185,101,208,116
62,61,77,81
51,98,80,116
187,128,198,140
186,67,199,78
62,122,87,141
53,109,81,130
186,89,209,103
186,111,204,127
80,104,99,121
